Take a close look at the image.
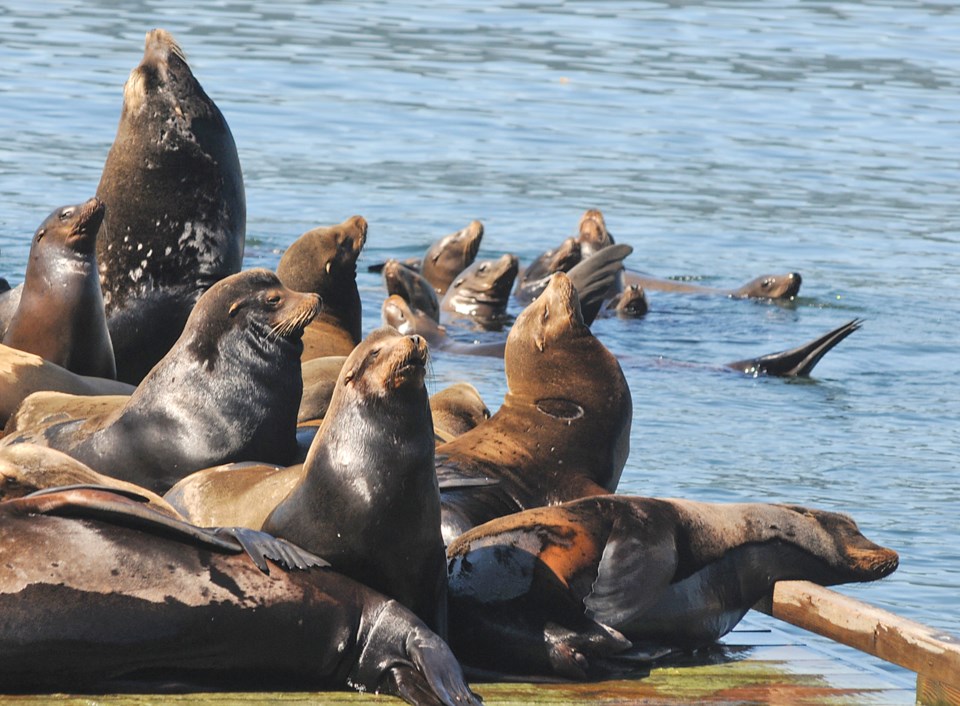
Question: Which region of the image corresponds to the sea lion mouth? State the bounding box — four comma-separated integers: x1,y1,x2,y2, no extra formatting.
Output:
268,292,321,340
844,544,900,580
390,335,429,388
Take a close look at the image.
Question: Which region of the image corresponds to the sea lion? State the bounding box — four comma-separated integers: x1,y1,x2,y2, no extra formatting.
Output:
298,355,347,422
263,327,447,636
383,258,441,322
421,220,484,295
1,269,318,493
446,494,899,680
622,270,802,300
0,487,480,705
576,209,615,258
0,344,133,428
430,382,491,441
436,272,632,544
96,29,246,384
382,295,505,358
277,215,366,360
515,237,581,303
440,254,519,329
3,198,115,379
0,285,21,339
4,391,127,436
724,318,862,377
603,283,648,318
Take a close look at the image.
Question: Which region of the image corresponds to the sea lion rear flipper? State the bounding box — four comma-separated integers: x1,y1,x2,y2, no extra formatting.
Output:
566,243,634,325
212,526,329,572
583,514,678,629
724,318,863,377
435,462,499,490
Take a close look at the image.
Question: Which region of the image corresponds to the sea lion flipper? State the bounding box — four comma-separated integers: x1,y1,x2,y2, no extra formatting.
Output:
725,318,863,377
26,482,152,504
213,526,329,572
436,461,499,490
583,516,677,628
566,243,634,325
396,630,484,706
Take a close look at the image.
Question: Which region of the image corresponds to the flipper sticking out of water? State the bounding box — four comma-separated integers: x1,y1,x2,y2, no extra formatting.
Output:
724,319,863,377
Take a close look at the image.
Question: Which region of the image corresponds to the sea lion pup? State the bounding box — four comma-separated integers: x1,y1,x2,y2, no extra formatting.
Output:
383,258,442,322
97,29,246,384
431,383,491,441
436,272,632,544
0,269,318,494
724,318,862,377
277,215,367,360
441,253,520,329
515,237,581,303
0,488,481,705
623,270,803,300
421,219,484,295
0,345,133,428
263,327,448,637
3,198,115,379
447,494,899,680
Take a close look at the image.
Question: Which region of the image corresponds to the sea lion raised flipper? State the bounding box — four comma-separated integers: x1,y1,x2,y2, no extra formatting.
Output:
725,318,863,377
561,243,633,325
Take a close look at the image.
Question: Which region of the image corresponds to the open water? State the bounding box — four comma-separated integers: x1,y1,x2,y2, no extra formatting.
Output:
1,0,957,685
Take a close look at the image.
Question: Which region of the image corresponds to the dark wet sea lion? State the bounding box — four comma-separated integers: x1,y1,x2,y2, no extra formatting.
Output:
383,258,441,322
1,269,318,494
0,345,133,428
421,220,484,295
3,198,115,379
724,318,862,377
622,270,802,300
436,272,632,544
263,327,447,636
0,487,480,705
447,494,899,680
277,215,366,360
604,283,648,318
430,382,491,441
97,29,245,384
515,237,581,303
440,253,519,329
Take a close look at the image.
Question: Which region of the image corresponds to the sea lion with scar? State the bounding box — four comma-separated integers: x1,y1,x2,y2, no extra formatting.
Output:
446,494,899,680
97,29,246,384
0,487,480,705
0,269,318,493
3,198,115,379
436,272,632,544
277,215,366,360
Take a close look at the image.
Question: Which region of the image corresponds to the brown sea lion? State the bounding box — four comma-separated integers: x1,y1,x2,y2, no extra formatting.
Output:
4,391,127,437
383,258,441,322
0,269,318,494
576,208,616,258
447,494,899,680
97,29,246,384
440,254,519,329
514,237,581,303
436,272,632,544
430,382,491,441
0,487,480,705
421,220,484,295
298,355,347,422
603,284,648,318
382,295,505,358
277,215,366,360
0,344,133,428
622,270,802,299
3,198,115,379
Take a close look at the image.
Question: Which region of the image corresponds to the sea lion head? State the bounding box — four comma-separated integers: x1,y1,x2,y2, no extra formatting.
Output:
577,209,615,257
609,284,648,318
339,326,429,400
183,268,320,370
32,197,105,258
547,237,582,274
122,29,196,118
509,271,587,358
422,220,484,294
382,259,440,321
733,272,802,300
380,294,444,345
444,253,519,322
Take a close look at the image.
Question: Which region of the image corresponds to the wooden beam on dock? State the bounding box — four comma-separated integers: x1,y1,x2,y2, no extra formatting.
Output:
755,580,960,706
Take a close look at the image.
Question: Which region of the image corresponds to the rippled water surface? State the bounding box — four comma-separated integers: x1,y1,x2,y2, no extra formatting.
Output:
1,0,958,683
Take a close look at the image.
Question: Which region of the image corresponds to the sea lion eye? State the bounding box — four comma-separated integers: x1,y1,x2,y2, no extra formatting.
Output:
266,293,282,305
59,209,75,221
762,278,772,288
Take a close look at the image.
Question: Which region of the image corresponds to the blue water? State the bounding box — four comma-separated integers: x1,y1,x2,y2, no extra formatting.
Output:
1,0,958,685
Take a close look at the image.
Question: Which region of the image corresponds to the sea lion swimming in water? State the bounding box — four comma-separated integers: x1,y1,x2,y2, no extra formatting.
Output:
0,487,481,705
436,272,632,544
441,253,520,329
97,29,246,384
446,494,899,680
514,237,581,303
421,220,484,295
383,258,441,322
277,215,367,360
3,198,115,379
0,269,318,494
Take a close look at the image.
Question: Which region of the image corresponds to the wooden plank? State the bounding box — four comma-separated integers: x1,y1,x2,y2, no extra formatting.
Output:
918,674,960,706
755,580,960,700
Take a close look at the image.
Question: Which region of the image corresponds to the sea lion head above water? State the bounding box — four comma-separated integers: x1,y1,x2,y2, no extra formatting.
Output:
421,220,484,295
730,272,802,300
382,259,441,322
576,209,615,258
441,253,519,326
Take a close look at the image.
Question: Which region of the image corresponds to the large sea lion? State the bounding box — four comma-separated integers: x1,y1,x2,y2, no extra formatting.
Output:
421,220,484,295
383,258,441,322
277,215,366,360
447,494,899,680
97,29,246,384
0,269,317,493
436,272,632,544
0,487,480,705
3,198,115,379
441,254,519,329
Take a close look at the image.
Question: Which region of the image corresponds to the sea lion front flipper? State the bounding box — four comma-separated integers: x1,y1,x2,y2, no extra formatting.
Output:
583,514,678,629
724,318,863,377
565,243,634,325
393,629,484,706
435,462,499,490
212,526,329,572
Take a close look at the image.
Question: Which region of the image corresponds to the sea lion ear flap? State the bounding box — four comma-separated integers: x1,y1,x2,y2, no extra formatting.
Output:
228,300,246,318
